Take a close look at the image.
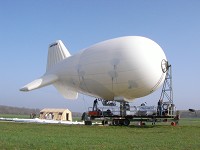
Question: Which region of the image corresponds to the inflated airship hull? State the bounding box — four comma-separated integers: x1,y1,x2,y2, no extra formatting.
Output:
20,36,168,102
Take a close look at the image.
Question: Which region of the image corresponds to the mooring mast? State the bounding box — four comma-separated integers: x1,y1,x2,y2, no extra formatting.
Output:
159,64,173,104
158,64,175,116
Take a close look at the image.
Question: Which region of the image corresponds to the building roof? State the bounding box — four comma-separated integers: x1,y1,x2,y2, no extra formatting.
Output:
40,108,71,113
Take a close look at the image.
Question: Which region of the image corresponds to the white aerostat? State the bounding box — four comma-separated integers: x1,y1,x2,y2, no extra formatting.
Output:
20,36,168,102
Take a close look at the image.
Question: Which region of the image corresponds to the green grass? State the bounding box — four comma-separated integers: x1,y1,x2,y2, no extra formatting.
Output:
0,114,33,119
0,119,200,150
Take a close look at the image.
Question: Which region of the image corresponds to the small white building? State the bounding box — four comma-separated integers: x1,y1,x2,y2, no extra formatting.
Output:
40,108,72,121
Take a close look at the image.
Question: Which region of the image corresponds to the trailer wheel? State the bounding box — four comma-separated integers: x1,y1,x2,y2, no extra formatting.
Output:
102,120,105,125
105,120,108,125
112,119,119,126
102,120,108,125
123,119,130,126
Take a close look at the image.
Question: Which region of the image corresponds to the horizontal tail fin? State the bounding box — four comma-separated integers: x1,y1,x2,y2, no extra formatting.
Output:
47,40,71,71
20,74,78,100
20,74,58,91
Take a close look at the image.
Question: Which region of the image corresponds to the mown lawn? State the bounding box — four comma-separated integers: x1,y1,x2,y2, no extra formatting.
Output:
0,119,200,150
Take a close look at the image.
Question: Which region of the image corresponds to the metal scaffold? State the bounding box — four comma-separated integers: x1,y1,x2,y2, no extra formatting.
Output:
159,64,173,104
158,64,175,116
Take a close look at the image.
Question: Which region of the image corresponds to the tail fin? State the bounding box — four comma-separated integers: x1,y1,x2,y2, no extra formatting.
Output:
46,40,71,71
20,40,79,99
20,74,58,91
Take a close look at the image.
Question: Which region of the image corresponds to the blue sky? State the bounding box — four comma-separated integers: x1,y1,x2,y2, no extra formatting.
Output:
0,1,199,112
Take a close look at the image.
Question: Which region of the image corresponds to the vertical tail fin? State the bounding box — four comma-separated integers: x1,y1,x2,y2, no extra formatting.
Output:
47,40,71,71
45,40,78,99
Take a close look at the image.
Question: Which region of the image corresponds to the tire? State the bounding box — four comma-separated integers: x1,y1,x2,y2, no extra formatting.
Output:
105,120,108,125
112,119,119,126
102,120,108,125
123,119,130,126
102,120,105,125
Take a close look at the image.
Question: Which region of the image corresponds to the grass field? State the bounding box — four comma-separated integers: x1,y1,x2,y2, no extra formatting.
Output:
0,119,200,150
0,114,31,119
